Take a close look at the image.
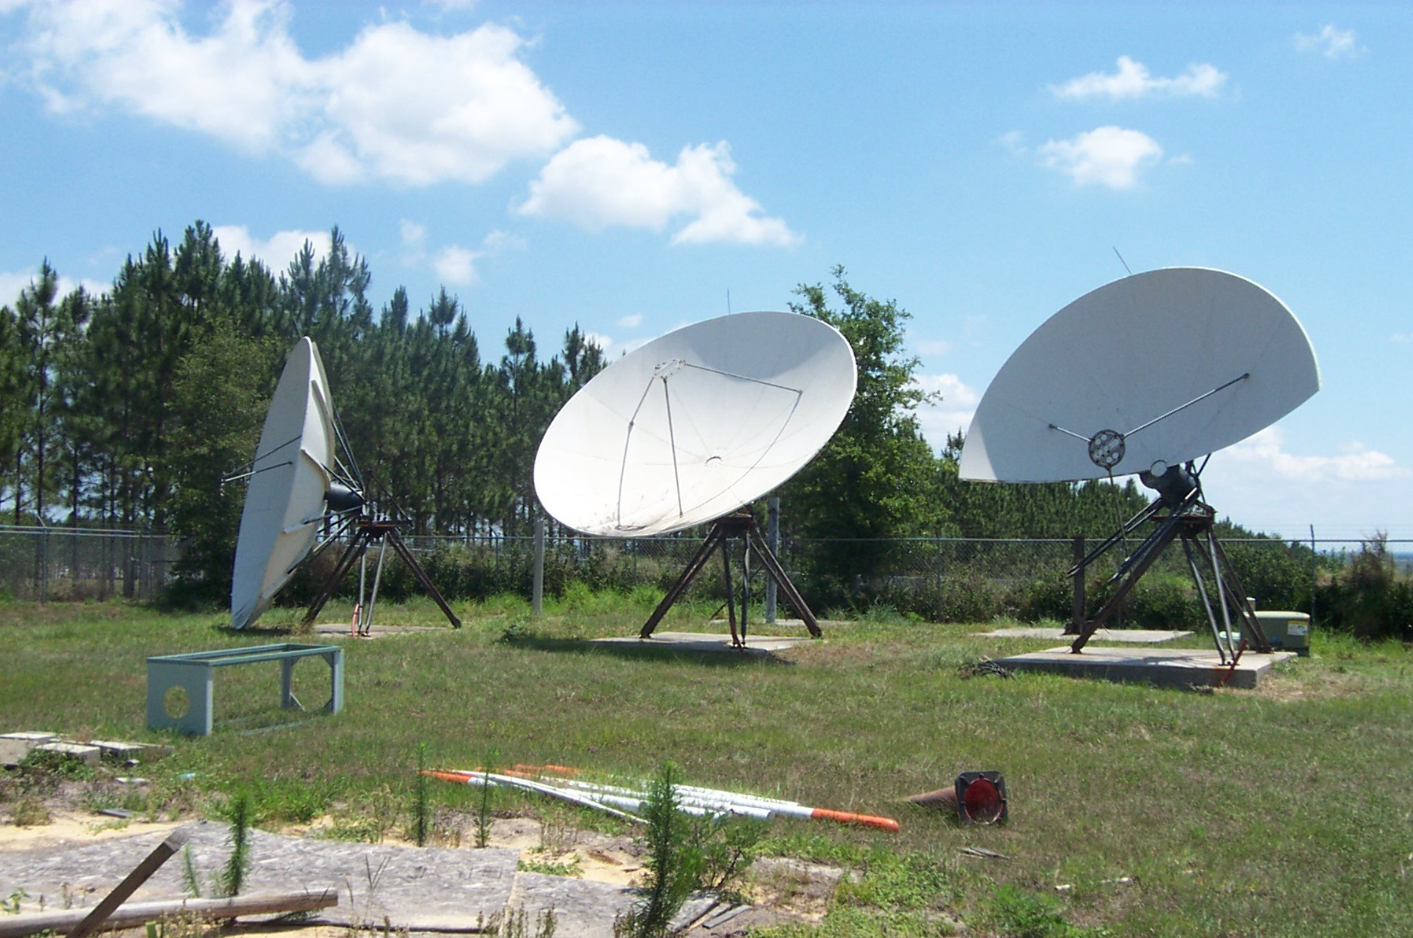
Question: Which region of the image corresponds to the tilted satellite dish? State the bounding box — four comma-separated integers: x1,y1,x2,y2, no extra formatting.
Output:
536,311,857,537
230,337,460,632
535,311,857,642
230,338,340,630
959,268,1320,660
960,267,1320,484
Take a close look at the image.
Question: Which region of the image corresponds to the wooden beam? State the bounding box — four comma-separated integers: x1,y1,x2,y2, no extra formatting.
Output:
0,890,338,938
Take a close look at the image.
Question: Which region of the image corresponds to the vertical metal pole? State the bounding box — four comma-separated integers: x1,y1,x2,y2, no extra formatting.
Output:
365,535,389,632
1070,536,1085,634
39,524,49,605
532,518,545,617
765,498,780,623
1309,524,1317,626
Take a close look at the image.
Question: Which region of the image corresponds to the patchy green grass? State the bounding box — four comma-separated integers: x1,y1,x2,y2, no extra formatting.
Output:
2,598,1411,936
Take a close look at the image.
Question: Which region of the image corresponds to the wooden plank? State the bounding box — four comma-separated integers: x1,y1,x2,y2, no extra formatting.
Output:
0,891,338,938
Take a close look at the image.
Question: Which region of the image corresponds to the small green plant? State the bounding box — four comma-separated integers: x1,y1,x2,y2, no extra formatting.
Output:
216,790,254,897
981,884,1107,938
517,855,583,878
475,748,498,849
180,844,204,898
411,743,430,847
11,795,51,827
614,763,704,938
3,889,29,914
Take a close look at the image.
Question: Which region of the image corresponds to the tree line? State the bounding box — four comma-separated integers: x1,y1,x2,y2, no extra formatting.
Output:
2,224,1260,602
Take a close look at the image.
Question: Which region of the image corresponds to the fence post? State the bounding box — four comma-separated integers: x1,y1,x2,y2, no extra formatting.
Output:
765,498,780,623
1309,524,1317,625
532,518,545,617
38,524,49,605
1071,536,1085,633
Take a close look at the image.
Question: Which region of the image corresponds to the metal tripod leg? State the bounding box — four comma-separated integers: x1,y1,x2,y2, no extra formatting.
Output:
640,526,725,638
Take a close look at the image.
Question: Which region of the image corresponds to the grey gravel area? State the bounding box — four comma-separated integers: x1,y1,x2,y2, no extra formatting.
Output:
0,821,738,934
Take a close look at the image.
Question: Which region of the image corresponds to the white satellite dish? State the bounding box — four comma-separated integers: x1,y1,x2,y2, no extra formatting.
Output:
956,267,1320,662
230,337,336,630
535,311,857,537
229,337,460,632
534,311,857,643
959,267,1320,484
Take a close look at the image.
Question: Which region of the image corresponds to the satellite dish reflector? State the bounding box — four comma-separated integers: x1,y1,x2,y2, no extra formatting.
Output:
535,311,857,537
959,268,1320,483
230,337,335,630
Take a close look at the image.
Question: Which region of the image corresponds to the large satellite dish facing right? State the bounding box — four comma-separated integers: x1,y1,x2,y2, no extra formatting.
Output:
959,267,1320,484
959,267,1320,663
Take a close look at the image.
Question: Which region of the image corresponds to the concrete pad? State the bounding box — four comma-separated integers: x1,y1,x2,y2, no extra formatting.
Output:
994,645,1296,689
590,631,816,657
33,741,102,766
980,627,1194,643
0,732,58,767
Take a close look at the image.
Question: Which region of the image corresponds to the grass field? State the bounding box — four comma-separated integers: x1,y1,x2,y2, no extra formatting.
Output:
2,595,1411,937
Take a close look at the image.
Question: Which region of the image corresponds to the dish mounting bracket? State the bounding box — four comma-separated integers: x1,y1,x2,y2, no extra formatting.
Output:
639,512,821,646
301,519,461,632
1066,490,1270,661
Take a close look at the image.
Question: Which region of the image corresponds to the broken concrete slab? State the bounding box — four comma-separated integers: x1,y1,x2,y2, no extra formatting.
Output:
0,733,58,767
994,645,1296,689
32,742,102,766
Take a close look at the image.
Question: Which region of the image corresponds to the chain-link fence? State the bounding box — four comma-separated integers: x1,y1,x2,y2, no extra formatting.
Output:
3,525,1404,622
0,526,180,602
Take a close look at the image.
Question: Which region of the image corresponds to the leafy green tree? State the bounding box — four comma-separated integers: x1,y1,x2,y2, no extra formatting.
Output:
12,261,89,523
777,266,943,599
166,323,281,604
0,303,27,517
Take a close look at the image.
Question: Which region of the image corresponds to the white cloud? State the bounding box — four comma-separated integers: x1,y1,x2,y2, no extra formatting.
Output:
618,313,642,328
584,330,613,353
0,270,35,306
11,1,578,186
0,266,108,305
400,220,427,246
915,338,952,356
517,136,800,246
1050,56,1227,101
913,373,981,450
433,244,480,285
211,225,331,270
1038,126,1164,189
1222,426,1408,483
1294,24,1362,59
481,229,526,252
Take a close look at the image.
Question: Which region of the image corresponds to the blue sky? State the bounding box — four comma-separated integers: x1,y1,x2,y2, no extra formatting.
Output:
1,1,1408,541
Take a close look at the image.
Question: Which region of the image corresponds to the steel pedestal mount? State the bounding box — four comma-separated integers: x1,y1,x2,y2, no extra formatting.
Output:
1067,486,1270,662
302,518,461,632
640,512,821,646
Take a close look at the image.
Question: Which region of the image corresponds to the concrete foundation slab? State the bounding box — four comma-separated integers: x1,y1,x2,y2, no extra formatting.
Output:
980,627,1193,643
590,631,816,656
0,732,57,767
995,645,1296,689
33,741,102,766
